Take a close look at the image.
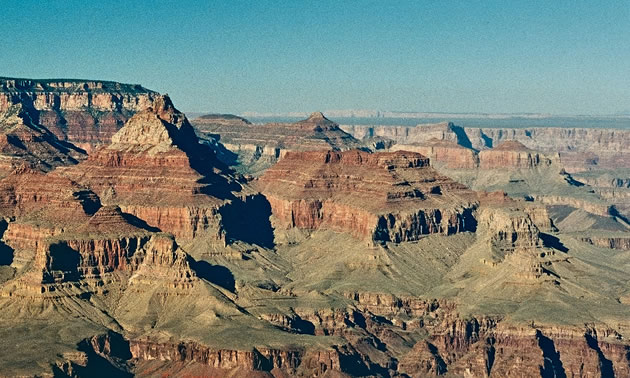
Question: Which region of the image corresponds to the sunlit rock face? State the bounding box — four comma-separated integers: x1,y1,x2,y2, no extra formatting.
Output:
258,149,478,243
0,77,160,151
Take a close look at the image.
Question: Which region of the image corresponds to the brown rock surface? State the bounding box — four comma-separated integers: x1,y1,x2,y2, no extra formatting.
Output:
257,149,478,243
390,138,479,169
479,140,554,169
0,104,84,176
193,112,362,174
55,95,246,240
0,77,160,150
342,122,630,172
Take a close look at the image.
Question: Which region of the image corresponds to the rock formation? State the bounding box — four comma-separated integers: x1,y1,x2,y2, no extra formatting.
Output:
478,140,554,169
192,112,362,175
1,77,629,378
0,77,160,150
0,104,84,176
257,149,478,243
391,138,479,169
55,95,248,240
341,122,630,172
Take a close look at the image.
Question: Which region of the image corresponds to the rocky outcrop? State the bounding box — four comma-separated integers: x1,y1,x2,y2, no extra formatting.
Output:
531,194,615,217
579,234,630,250
258,149,478,243
193,112,361,174
341,121,468,146
0,104,84,176
386,135,556,171
574,172,630,188
55,96,247,240
479,141,555,169
341,122,630,172
0,77,159,150
390,139,479,169
0,167,98,224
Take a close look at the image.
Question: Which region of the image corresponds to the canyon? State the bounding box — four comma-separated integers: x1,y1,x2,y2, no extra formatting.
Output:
192,112,361,175
0,78,629,377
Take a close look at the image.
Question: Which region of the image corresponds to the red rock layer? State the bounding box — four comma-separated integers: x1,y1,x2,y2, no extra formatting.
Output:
55,95,242,240
479,140,554,169
0,168,98,224
0,77,159,150
0,104,84,176
258,149,478,243
391,139,479,169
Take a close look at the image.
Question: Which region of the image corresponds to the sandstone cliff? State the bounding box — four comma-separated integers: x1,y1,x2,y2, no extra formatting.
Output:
341,122,630,172
0,77,159,150
257,149,478,243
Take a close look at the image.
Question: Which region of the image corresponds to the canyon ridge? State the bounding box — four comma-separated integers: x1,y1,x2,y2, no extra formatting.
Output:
0,77,629,377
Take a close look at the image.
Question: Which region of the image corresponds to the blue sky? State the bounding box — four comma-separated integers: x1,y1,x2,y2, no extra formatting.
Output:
1,0,629,114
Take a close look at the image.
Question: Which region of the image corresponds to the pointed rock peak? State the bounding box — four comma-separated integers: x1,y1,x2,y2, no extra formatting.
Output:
111,94,199,150
297,111,339,131
81,205,145,234
307,111,327,121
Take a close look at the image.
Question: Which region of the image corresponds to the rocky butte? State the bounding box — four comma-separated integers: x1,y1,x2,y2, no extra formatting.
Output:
257,149,478,243
54,95,255,241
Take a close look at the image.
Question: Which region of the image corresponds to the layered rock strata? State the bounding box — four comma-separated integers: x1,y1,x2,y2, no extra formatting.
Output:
55,95,247,240
193,112,362,174
257,149,478,243
0,104,84,176
341,122,630,172
0,77,159,150
478,140,554,169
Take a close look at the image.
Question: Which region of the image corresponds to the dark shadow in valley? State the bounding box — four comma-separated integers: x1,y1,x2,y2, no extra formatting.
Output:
60,331,133,378
480,131,493,148
198,135,240,167
220,195,275,249
536,330,567,378
0,220,13,266
45,243,80,283
451,124,474,150
189,259,236,292
0,242,14,266
120,212,161,232
539,233,569,253
584,333,615,378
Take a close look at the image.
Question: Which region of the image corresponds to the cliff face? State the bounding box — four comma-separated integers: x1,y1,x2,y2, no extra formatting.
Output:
390,138,555,170
391,139,479,169
341,123,630,172
0,168,98,224
0,104,84,176
258,149,478,243
0,77,159,150
54,95,245,240
478,141,555,169
1,204,196,297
